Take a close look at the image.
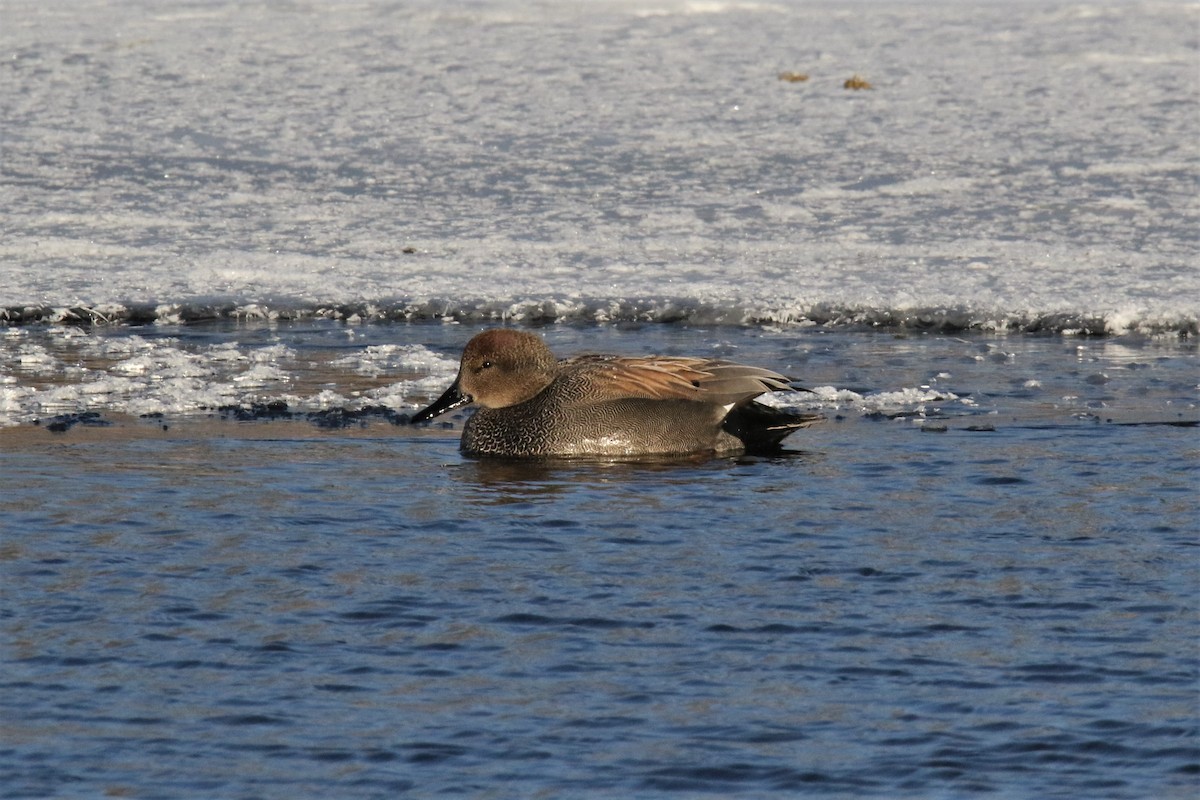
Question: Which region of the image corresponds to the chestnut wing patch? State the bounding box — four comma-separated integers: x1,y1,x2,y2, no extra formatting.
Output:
563,356,794,406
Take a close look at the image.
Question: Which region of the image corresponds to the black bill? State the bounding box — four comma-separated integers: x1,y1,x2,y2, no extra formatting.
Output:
411,380,473,423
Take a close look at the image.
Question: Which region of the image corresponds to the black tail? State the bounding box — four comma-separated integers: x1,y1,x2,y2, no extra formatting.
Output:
724,401,823,454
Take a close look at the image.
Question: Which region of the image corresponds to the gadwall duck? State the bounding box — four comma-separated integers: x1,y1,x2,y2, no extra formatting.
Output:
412,329,821,458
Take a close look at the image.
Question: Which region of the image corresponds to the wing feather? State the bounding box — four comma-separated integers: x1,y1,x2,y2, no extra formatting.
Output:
560,356,795,405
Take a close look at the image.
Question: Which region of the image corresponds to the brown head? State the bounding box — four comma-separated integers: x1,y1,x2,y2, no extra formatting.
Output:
411,329,558,423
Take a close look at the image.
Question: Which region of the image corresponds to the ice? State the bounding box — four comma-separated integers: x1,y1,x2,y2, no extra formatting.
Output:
231,364,291,388
768,384,964,420
0,0,1195,335
332,344,456,378
0,328,462,425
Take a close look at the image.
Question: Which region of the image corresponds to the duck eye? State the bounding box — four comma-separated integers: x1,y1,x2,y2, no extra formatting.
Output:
481,361,493,369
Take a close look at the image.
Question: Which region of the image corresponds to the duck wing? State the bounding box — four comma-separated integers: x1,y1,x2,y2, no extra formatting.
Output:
561,355,796,406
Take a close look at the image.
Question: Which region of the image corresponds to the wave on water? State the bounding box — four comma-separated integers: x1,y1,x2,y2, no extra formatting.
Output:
2,297,1194,337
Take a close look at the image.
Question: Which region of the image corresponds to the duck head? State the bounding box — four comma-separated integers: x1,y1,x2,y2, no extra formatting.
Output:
411,329,558,423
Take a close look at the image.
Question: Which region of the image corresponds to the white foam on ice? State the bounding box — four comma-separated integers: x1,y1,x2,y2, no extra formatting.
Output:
761,384,964,419
0,327,464,425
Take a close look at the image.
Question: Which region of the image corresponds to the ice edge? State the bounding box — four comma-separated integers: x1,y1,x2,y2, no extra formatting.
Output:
1,298,1195,337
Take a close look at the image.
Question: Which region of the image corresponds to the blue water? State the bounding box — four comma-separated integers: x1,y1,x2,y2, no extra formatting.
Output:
1,323,1197,799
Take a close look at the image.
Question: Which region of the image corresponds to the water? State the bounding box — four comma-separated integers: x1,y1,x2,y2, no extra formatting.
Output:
2,322,1197,799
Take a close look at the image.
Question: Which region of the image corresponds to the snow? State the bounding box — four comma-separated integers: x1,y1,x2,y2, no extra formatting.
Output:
0,0,1195,334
